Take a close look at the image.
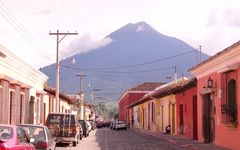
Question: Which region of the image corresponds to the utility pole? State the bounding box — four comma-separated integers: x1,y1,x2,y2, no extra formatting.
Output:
174,65,177,82
76,73,87,120
49,30,78,112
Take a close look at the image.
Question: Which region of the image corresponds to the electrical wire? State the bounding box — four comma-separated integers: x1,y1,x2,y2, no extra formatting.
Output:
61,64,173,74
73,50,196,70
0,0,48,59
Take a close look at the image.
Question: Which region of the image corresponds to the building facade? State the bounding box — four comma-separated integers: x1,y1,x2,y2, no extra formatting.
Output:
118,82,163,124
189,41,240,150
0,44,48,125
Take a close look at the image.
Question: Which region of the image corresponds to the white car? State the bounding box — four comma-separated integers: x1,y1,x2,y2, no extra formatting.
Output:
115,121,127,131
85,121,92,132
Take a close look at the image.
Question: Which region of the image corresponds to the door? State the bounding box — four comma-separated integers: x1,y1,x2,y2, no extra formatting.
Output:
202,94,214,143
142,109,144,129
179,104,184,134
148,103,150,130
192,96,198,140
171,104,175,134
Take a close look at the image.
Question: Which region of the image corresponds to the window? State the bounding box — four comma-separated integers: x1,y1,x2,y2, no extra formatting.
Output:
221,71,238,126
227,79,237,122
17,127,29,143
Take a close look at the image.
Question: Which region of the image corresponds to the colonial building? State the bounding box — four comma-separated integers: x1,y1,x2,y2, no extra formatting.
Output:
189,41,240,150
43,86,76,123
175,78,198,140
129,78,189,134
0,44,48,125
118,82,163,124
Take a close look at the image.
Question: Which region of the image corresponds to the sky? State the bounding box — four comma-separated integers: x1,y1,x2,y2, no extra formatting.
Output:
0,0,240,69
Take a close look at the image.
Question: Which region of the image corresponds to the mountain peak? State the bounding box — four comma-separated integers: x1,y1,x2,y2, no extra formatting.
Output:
107,21,157,39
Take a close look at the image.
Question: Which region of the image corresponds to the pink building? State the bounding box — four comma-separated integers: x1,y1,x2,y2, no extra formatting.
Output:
118,82,163,122
189,41,240,150
175,78,198,140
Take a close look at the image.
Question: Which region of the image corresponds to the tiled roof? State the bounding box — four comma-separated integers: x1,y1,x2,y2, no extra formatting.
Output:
129,82,165,91
128,78,196,108
44,85,75,104
189,40,240,71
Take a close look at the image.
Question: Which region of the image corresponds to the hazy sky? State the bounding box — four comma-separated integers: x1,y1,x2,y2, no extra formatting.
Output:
0,0,240,68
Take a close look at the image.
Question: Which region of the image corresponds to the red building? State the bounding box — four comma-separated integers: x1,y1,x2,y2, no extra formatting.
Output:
118,82,163,122
189,41,240,150
175,78,198,140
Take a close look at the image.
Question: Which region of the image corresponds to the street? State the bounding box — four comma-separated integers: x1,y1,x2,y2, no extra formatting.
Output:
56,128,190,150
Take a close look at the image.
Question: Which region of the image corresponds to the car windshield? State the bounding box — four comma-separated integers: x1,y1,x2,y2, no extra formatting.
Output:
46,114,76,126
0,126,13,140
20,126,45,140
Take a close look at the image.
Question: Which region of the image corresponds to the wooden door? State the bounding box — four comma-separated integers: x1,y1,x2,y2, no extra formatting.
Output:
179,104,184,134
192,96,198,140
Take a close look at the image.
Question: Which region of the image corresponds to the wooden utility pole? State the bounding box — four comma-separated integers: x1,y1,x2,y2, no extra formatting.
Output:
76,73,87,119
49,30,78,112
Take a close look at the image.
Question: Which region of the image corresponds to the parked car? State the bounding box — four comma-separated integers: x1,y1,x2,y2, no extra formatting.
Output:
88,120,96,130
85,121,92,133
79,123,83,140
96,121,102,128
18,124,56,150
45,113,80,147
78,120,89,137
115,121,127,131
0,124,35,150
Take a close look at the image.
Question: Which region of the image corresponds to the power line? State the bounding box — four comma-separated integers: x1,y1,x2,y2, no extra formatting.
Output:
61,64,173,74
0,0,48,58
73,50,196,70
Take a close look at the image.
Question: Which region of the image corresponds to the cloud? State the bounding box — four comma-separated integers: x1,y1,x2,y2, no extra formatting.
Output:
206,8,240,28
35,9,51,15
60,34,112,58
224,8,240,27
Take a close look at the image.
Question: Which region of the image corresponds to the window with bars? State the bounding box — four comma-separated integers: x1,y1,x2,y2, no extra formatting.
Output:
221,71,238,126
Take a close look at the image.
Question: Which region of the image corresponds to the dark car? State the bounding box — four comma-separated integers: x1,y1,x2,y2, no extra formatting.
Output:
45,113,80,147
0,124,35,150
18,124,56,150
78,120,89,137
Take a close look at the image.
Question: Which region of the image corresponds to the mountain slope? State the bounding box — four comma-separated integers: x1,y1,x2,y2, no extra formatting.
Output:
41,22,208,102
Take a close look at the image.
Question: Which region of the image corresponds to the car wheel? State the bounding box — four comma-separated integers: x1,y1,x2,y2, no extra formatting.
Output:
73,141,77,147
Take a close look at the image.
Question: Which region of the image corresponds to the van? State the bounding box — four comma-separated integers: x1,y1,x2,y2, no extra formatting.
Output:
45,113,80,147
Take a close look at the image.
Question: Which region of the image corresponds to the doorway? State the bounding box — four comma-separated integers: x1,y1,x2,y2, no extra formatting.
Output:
179,104,184,134
202,94,214,143
192,96,198,140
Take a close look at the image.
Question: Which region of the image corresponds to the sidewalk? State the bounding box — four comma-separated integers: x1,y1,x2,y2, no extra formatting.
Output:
130,128,230,150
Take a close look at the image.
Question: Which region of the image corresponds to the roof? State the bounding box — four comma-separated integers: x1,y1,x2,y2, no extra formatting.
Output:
189,40,240,71
118,82,164,103
128,78,197,108
44,85,75,104
129,82,164,91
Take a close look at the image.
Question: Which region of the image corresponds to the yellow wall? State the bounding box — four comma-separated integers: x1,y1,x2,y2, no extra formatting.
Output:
160,94,177,134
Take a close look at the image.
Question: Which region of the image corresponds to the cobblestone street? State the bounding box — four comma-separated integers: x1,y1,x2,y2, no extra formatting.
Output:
55,128,229,150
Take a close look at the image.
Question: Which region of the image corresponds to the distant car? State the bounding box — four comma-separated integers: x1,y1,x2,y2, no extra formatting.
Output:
96,121,102,128
88,120,96,130
115,121,127,131
78,120,89,137
79,123,83,140
0,124,35,150
45,113,80,147
85,121,92,133
18,124,56,150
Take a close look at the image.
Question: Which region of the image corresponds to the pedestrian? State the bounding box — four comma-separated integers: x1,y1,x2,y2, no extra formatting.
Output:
165,125,171,134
